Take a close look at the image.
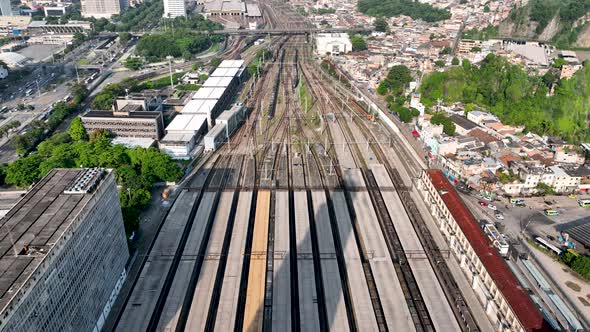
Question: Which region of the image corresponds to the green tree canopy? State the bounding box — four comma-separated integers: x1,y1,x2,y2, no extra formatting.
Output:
68,117,88,141
351,35,368,51
373,17,389,32
358,0,451,22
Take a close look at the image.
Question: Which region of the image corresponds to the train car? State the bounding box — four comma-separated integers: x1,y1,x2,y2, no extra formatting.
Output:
203,123,228,152
216,103,246,136
267,51,284,120
350,99,373,121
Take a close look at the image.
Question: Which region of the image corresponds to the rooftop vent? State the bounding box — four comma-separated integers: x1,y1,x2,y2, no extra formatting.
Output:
64,168,105,194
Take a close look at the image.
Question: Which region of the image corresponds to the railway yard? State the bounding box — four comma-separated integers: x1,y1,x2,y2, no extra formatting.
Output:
112,2,484,332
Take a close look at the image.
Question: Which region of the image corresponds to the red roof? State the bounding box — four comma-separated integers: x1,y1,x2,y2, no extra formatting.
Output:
426,170,552,332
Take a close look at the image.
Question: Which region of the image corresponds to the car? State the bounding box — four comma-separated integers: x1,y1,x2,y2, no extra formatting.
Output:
478,201,488,207
484,196,493,201
568,194,577,199
487,204,497,211
495,213,504,220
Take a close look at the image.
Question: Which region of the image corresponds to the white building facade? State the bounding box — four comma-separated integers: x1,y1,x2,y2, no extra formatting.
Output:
163,0,186,18
316,33,352,55
81,0,127,18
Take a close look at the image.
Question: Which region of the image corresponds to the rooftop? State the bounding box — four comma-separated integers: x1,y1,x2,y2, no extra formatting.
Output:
426,169,550,332
0,169,107,314
83,111,161,119
449,114,478,130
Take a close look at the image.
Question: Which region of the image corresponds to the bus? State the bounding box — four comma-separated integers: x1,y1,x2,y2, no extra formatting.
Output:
510,198,524,206
25,89,33,96
0,106,8,113
535,237,563,256
544,209,559,216
577,199,590,207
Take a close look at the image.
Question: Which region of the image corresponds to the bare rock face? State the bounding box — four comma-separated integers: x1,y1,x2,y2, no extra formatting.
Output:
538,14,561,41
575,24,590,48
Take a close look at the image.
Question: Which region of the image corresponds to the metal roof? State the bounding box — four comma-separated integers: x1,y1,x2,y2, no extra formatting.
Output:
426,170,551,332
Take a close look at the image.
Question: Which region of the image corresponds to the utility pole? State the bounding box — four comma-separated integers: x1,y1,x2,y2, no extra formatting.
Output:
74,64,80,83
166,55,174,89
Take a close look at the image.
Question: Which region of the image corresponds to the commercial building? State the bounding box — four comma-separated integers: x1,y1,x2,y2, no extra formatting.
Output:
27,20,91,34
81,110,165,140
0,52,28,68
0,0,13,16
0,168,129,332
0,16,30,35
418,169,551,332
44,4,70,16
114,91,163,113
163,0,185,18
316,33,352,55
81,0,127,18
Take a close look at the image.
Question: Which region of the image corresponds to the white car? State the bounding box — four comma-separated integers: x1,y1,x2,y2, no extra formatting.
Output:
487,204,497,211
495,213,504,220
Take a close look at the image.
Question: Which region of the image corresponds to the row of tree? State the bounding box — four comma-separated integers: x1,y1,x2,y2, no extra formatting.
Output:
419,54,590,143
10,83,88,155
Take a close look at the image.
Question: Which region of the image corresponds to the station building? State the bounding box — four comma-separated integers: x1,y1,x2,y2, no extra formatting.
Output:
418,169,552,332
0,168,129,332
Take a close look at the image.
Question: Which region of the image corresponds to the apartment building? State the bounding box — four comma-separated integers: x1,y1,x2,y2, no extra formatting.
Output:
0,169,129,332
418,169,551,332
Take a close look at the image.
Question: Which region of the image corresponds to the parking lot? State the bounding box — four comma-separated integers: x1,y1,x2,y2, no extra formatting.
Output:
461,193,590,247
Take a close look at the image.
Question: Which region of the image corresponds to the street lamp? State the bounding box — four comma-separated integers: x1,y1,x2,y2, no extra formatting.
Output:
166,55,174,89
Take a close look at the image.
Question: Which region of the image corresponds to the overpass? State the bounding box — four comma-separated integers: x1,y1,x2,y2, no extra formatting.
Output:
100,27,370,37
209,27,371,35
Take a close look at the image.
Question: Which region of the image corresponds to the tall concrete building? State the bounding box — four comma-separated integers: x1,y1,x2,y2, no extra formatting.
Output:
81,0,127,18
0,0,13,16
0,168,130,332
163,0,185,18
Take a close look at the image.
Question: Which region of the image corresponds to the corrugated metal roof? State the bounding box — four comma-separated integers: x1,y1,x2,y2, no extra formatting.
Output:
426,169,551,332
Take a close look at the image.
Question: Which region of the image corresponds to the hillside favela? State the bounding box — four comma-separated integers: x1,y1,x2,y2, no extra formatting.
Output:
0,0,589,331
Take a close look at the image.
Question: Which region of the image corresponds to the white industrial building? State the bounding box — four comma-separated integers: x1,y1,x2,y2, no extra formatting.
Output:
163,0,185,18
160,59,246,159
316,33,352,55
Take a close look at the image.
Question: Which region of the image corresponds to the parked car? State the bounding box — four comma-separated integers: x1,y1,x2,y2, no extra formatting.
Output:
478,201,488,207
495,213,504,220
488,204,497,211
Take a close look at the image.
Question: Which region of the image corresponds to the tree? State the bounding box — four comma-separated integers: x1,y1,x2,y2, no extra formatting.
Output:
379,65,412,97
471,46,482,52
119,32,131,44
351,35,368,51
69,117,88,141
210,57,222,68
124,57,143,70
434,60,445,68
552,58,567,68
451,57,460,65
5,154,42,187
440,46,452,55
373,17,388,32
430,112,456,136
483,5,490,13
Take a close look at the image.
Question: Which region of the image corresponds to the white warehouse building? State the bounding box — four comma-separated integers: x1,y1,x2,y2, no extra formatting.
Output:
316,33,352,55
